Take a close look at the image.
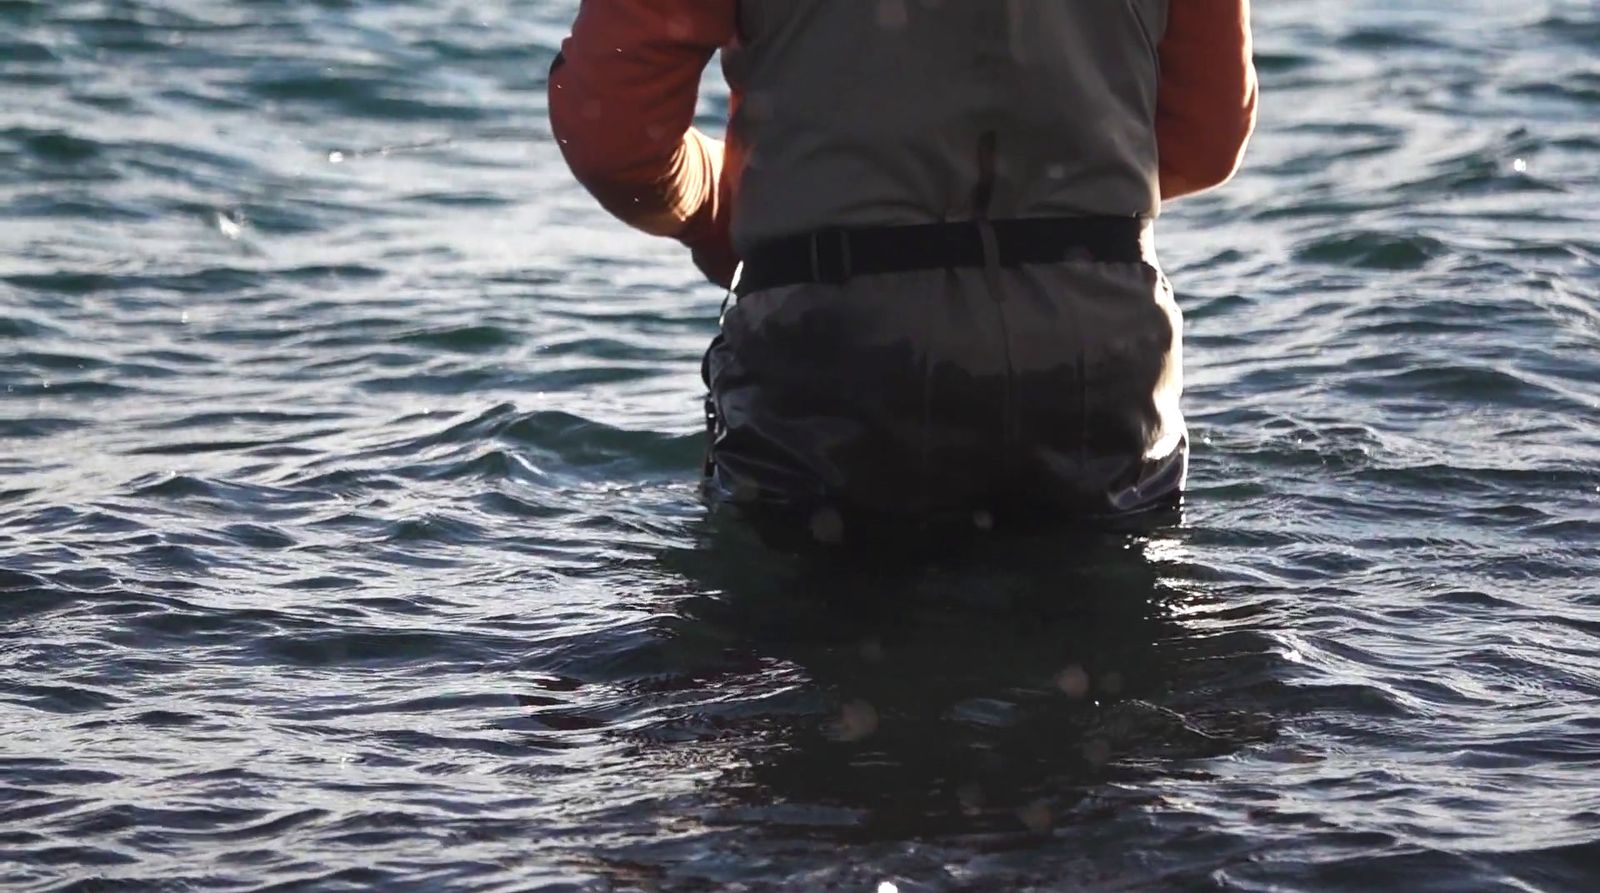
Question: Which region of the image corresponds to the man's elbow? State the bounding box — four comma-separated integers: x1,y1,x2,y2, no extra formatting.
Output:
551,100,645,189
1219,83,1259,181
550,105,687,234
1160,94,1257,198
1190,126,1253,192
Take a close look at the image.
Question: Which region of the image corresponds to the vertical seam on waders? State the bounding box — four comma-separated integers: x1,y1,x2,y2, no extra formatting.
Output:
972,2,1014,499
919,274,936,513
1075,287,1090,478
972,129,1016,494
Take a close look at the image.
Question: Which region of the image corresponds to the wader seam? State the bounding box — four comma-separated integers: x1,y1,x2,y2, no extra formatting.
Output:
977,219,1014,493
1075,292,1089,476
919,276,937,512
972,3,1015,496
972,129,1015,494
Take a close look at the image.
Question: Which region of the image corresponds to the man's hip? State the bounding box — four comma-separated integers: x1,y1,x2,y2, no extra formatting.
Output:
702,250,1186,521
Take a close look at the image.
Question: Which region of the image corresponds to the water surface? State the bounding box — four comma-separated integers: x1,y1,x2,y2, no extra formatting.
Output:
3,1,1599,890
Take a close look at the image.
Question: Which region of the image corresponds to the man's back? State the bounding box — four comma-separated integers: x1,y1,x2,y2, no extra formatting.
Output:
549,0,1256,528
724,1,1165,246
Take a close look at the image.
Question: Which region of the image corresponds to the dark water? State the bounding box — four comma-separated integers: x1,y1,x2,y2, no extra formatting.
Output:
4,0,1599,889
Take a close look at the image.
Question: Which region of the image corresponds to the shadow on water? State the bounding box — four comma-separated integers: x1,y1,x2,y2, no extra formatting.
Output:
590,511,1288,887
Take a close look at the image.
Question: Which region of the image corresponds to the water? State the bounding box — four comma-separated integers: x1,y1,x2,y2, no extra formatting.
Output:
3,0,1598,889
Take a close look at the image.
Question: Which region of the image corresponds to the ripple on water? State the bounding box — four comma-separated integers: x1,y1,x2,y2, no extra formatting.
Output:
1294,231,1449,269
1,0,1598,890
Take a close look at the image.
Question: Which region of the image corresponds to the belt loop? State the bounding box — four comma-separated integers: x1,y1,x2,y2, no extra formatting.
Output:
975,219,1001,272
975,218,1005,301
809,229,853,286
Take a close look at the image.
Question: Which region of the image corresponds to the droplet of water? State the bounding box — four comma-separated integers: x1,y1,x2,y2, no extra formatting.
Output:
1512,157,1528,173
877,883,899,893
835,699,879,741
328,151,345,164
1017,799,1052,834
1055,665,1090,699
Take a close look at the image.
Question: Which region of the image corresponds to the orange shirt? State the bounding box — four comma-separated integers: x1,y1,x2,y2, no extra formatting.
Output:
1157,1,1259,200
548,1,1257,288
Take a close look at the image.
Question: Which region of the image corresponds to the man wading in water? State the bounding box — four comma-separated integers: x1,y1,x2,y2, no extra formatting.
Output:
550,1,1256,537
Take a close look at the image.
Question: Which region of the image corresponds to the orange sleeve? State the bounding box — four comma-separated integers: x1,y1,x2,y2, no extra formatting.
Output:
1156,0,1259,201
548,0,739,286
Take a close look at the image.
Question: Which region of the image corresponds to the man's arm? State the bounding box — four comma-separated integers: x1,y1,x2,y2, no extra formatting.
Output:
1156,0,1258,200
548,0,738,286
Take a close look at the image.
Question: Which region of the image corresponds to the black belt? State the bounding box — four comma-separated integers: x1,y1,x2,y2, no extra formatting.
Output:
733,215,1147,297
